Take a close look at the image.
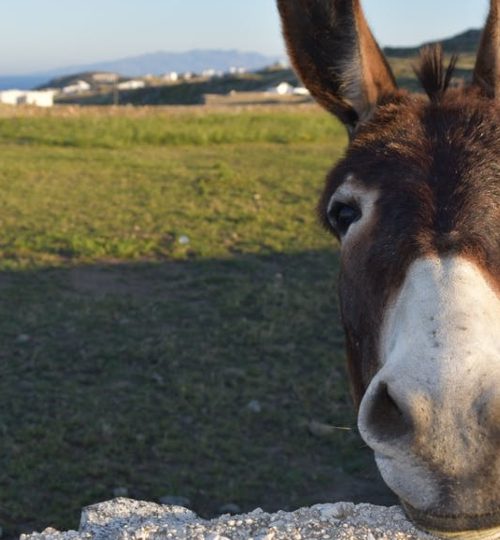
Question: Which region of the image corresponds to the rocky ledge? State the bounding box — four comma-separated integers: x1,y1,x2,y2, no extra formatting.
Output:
22,498,438,540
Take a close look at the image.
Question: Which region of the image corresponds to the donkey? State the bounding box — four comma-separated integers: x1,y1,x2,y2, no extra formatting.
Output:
277,0,500,537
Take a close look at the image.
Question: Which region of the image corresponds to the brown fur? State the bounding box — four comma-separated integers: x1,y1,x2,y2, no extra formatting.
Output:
474,0,500,98
278,0,500,530
318,89,500,403
278,0,500,410
277,0,397,133
414,45,458,102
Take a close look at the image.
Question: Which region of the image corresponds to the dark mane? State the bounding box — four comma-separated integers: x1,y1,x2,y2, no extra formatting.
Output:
414,44,458,102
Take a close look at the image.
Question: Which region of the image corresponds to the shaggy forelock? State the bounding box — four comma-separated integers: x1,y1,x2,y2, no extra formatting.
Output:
414,44,458,102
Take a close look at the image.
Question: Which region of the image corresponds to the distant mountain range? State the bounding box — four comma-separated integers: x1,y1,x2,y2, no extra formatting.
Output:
0,29,482,91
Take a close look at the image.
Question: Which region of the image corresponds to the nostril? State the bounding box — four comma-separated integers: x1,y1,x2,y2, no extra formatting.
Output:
365,382,413,442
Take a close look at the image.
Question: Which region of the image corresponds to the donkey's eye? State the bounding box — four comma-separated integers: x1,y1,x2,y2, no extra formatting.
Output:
327,201,361,236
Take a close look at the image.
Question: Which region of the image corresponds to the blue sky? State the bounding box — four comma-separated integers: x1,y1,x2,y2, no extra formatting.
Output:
0,0,489,74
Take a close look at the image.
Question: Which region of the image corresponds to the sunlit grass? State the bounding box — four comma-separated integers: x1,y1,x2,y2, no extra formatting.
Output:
0,108,344,149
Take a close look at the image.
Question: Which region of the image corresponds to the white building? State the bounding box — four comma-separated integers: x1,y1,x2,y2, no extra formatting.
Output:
292,87,310,96
0,89,55,107
62,80,91,94
268,82,294,95
117,80,146,90
19,91,55,107
0,90,26,105
265,82,311,98
202,69,224,79
163,72,179,82
229,67,246,75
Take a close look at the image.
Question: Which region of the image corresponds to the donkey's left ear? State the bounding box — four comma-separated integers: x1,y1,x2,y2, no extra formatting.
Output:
277,0,398,135
473,0,500,98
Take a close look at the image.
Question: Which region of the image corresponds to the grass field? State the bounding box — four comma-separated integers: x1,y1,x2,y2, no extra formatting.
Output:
0,105,394,537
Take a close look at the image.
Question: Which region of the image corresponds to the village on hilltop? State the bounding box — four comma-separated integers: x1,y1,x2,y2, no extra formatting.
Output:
0,62,311,108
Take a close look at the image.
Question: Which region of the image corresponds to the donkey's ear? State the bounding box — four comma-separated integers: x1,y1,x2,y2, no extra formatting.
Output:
473,0,500,98
277,0,397,134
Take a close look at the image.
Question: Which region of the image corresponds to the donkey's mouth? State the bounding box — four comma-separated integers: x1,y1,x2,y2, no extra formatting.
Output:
402,501,500,540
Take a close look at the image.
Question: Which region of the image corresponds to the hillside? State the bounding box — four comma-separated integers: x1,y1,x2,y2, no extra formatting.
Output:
384,28,481,58
55,67,300,106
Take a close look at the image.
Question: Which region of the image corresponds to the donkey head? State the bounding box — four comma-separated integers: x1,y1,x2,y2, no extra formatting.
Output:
278,0,500,536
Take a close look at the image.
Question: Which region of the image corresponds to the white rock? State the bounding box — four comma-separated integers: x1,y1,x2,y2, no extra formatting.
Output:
313,502,355,521
22,498,438,540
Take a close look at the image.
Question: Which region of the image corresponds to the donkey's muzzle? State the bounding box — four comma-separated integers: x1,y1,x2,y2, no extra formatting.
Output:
357,257,500,534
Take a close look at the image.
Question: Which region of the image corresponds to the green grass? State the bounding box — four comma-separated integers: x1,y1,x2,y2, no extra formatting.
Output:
0,107,392,538
0,110,342,149
0,109,344,268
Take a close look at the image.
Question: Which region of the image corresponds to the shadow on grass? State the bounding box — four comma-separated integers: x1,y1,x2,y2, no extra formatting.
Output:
0,250,395,537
